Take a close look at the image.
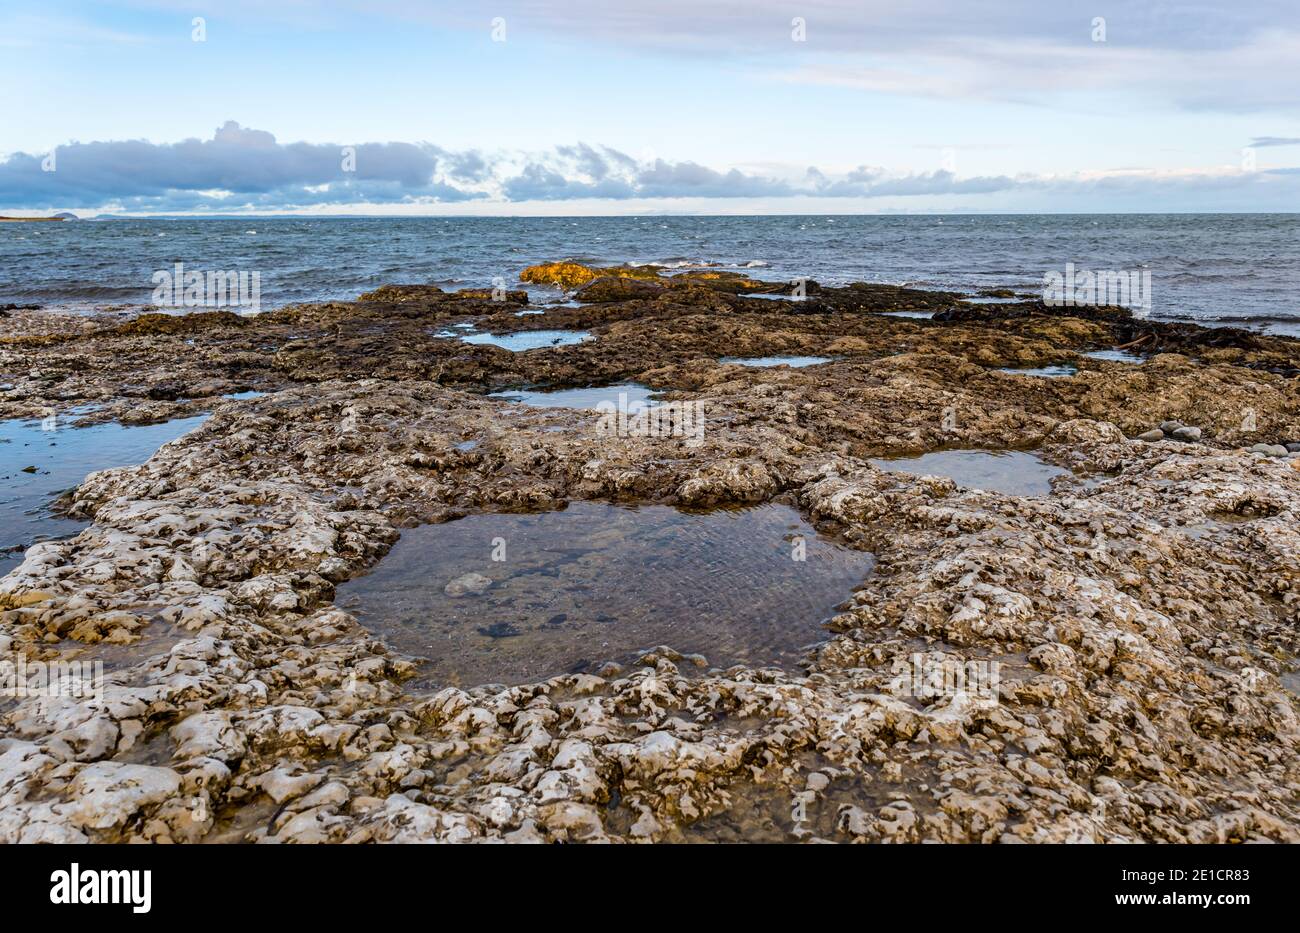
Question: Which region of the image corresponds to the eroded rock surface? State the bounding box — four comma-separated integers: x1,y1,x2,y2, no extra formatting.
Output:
1,263,1297,843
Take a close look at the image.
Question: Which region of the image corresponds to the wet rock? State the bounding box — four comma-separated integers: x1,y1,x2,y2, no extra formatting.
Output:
358,284,527,305
1136,429,1165,442
1170,426,1202,442
574,276,667,302
109,311,245,337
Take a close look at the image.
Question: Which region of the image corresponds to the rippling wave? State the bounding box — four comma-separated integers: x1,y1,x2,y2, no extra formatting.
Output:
2,214,1297,330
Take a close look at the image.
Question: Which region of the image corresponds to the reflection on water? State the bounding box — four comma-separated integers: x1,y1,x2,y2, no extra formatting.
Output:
337,502,873,686
0,414,208,573
460,329,592,351
996,364,1077,378
720,356,833,368
1083,349,1144,364
869,449,1067,496
487,383,660,410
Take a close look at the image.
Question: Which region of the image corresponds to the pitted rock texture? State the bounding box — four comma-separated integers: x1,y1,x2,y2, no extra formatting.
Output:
1,272,1298,843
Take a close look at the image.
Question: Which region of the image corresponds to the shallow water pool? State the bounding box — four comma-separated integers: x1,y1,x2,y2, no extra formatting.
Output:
460,329,592,351
996,364,1077,378
336,501,873,685
879,310,935,320
1082,349,1144,364
869,449,1067,496
487,382,661,410
720,356,833,368
0,414,208,572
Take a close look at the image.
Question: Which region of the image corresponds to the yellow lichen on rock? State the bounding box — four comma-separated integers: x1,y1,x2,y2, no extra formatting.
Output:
520,261,661,290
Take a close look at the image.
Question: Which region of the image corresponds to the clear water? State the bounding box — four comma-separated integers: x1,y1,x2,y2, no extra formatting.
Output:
719,356,833,368
1082,349,1144,364
460,329,592,351
487,383,660,410
869,449,1067,496
0,414,208,573
5,215,1300,331
335,502,874,686
997,364,1077,378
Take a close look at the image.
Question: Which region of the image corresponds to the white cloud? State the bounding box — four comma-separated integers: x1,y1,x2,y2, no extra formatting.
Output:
3,121,1297,213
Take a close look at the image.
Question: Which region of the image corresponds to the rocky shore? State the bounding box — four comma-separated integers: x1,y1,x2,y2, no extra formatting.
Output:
1,262,1298,843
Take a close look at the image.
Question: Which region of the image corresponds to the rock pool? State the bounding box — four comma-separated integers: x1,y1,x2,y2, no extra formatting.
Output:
336,501,873,685
869,449,1067,496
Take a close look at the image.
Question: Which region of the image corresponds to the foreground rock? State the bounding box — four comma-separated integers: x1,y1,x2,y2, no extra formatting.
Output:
0,268,1297,843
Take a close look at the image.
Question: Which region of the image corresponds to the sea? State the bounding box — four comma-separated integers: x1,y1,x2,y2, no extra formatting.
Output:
1,214,1298,333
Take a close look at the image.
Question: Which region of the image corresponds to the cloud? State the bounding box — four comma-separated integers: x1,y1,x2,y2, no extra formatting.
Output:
0,121,483,210
1251,136,1300,147
382,0,1300,112
2,122,1298,213
20,2,1297,113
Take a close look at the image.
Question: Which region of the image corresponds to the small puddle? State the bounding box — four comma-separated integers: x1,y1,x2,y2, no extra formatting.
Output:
996,365,1077,378
0,414,208,573
720,356,833,368
487,382,661,410
739,292,798,301
879,310,935,319
1083,349,1144,364
336,502,873,686
869,449,1067,496
460,330,592,351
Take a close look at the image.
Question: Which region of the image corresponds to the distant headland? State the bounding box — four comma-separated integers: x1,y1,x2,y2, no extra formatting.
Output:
0,212,77,222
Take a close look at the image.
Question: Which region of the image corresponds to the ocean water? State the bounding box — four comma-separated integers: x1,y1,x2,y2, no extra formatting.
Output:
2,214,1298,332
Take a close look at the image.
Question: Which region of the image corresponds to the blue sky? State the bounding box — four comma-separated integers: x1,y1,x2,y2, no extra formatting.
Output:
3,1,1299,214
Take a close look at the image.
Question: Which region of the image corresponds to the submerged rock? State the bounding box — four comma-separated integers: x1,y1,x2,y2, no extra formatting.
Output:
443,571,492,597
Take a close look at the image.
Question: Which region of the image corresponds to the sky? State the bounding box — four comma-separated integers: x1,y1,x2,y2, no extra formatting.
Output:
2,1,1299,215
